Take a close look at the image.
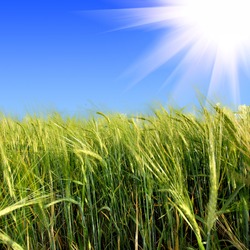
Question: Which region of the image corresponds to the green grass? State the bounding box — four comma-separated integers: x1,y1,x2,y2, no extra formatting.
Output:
0,105,249,249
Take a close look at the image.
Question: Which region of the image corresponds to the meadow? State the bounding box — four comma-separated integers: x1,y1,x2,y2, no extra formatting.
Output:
0,105,249,250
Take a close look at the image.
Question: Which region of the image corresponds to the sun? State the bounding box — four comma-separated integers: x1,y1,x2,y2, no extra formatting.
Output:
184,0,250,56
92,0,250,105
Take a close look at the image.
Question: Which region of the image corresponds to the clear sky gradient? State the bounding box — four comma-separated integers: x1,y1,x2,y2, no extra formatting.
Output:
1,0,249,117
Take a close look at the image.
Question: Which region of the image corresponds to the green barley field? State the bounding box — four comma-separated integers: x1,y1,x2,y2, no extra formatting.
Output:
0,105,249,250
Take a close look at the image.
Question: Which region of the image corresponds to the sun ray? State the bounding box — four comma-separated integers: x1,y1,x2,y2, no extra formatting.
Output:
89,0,250,106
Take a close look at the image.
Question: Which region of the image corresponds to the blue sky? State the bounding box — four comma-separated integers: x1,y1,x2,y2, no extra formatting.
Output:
1,0,249,117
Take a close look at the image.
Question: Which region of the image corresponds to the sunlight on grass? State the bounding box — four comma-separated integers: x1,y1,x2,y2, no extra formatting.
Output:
0,105,249,249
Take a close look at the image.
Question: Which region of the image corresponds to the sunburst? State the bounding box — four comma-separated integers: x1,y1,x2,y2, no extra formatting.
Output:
91,0,250,105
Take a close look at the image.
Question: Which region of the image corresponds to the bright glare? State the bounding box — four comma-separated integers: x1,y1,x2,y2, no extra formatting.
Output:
184,0,250,56
96,0,250,105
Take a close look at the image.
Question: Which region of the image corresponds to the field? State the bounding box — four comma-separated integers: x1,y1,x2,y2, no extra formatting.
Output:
0,105,249,250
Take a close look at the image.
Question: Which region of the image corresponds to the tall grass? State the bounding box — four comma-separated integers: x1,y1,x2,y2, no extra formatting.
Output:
0,105,249,249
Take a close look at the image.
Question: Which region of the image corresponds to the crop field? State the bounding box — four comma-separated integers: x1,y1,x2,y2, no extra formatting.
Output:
0,105,249,250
